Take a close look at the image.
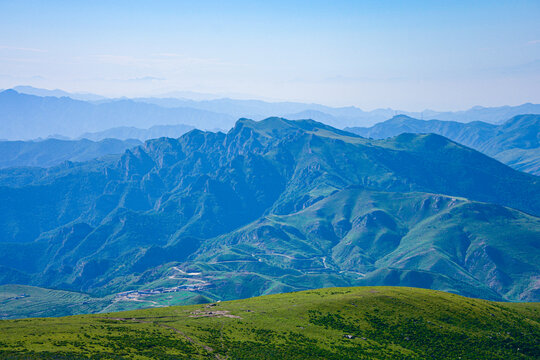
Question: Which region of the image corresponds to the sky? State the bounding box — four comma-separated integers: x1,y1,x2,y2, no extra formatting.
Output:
0,0,539,111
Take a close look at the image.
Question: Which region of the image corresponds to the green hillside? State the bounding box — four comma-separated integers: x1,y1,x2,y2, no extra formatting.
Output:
0,118,539,319
0,287,539,359
190,188,540,302
0,285,211,320
346,114,540,175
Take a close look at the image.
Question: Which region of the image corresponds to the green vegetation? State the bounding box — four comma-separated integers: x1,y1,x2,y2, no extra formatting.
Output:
0,117,539,319
347,114,540,175
0,285,211,320
193,188,540,302
0,287,539,359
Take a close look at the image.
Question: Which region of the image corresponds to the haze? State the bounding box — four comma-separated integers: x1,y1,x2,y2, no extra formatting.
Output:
1,0,539,110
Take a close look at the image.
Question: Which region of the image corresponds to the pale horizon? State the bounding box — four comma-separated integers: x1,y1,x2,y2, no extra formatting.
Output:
1,0,539,111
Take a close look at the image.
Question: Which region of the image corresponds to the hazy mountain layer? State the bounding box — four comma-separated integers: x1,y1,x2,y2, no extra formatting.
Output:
132,96,540,125
0,90,234,139
347,114,540,175
11,85,107,101
129,97,540,127
0,138,141,168
0,118,538,320
5,86,540,141
79,124,195,141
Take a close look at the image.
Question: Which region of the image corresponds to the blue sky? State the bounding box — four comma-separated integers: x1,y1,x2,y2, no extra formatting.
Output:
1,0,539,110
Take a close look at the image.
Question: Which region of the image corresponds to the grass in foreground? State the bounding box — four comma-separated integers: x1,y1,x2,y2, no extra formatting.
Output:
0,286,539,359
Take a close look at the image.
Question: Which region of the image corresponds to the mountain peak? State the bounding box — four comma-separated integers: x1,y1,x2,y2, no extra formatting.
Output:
231,117,361,141
234,117,293,130
1,89,19,96
386,114,417,123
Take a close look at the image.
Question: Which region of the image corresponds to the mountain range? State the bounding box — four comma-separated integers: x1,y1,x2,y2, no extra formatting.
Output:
0,90,234,140
134,97,540,126
0,118,538,320
78,124,195,142
0,138,141,168
346,114,540,175
3,87,540,140
10,85,107,101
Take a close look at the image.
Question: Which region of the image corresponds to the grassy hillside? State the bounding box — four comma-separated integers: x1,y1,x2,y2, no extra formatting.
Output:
0,287,539,359
190,188,540,302
346,114,540,175
0,285,211,320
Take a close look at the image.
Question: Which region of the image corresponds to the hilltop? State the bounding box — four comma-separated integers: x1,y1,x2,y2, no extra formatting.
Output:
0,287,539,359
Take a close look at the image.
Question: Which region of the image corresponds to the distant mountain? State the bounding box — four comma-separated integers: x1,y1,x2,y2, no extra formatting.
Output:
421,103,540,124
134,96,540,125
0,118,538,311
12,85,107,101
4,87,540,139
79,124,196,141
0,90,234,140
134,97,414,127
0,138,141,168
346,114,540,175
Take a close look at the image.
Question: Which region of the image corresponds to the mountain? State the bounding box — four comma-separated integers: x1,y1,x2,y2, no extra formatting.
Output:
422,103,540,124
0,117,538,313
12,85,107,101
193,188,539,302
0,90,234,140
134,96,540,125
1,287,539,359
79,124,195,141
0,138,141,168
346,114,540,175
4,87,540,140
134,97,389,127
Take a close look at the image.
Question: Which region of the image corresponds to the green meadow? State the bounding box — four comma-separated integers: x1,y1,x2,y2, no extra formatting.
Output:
1,286,539,359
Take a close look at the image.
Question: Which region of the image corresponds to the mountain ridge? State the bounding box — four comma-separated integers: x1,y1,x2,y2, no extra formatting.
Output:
78,124,195,141
0,117,538,313
0,90,234,140
346,114,540,175
4,87,540,140
0,138,142,168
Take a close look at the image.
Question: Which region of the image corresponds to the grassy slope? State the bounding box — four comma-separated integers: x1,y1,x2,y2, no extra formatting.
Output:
191,188,540,302
0,287,539,359
0,285,211,320
4,189,538,319
495,147,540,175
346,114,540,175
